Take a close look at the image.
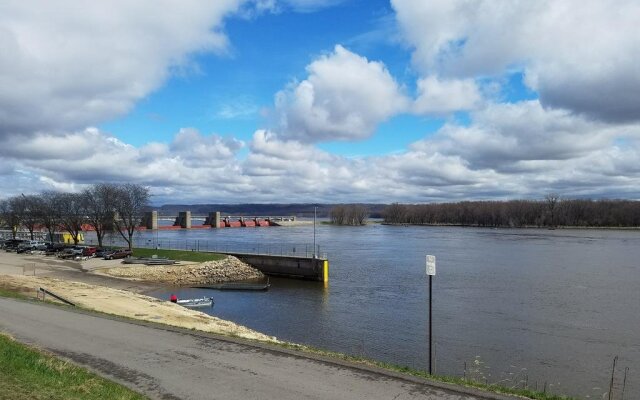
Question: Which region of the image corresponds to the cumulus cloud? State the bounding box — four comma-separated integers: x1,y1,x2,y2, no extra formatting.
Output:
274,45,409,142
413,100,631,172
0,0,243,137
1,119,640,203
169,128,243,167
413,76,481,114
391,0,640,122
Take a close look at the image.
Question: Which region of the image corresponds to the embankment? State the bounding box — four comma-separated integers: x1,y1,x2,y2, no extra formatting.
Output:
0,274,276,342
97,255,264,285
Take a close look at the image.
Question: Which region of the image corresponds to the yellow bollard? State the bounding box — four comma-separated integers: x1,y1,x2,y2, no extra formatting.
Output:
323,260,329,284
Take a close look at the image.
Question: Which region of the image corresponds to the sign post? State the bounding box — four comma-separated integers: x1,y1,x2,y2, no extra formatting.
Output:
426,255,436,375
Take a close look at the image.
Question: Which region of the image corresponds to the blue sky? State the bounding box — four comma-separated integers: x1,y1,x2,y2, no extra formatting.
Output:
101,0,427,154
1,1,639,204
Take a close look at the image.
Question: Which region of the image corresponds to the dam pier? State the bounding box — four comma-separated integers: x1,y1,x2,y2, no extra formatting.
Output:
143,211,296,230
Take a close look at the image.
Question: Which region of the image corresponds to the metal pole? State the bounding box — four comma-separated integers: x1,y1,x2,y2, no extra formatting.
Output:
429,274,433,375
608,355,618,400
313,206,317,258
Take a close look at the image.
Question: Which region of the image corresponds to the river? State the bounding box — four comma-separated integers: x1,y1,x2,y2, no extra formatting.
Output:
113,223,639,399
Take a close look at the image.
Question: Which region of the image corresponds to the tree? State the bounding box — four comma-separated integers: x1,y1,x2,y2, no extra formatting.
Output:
57,193,86,245
40,192,64,243
0,199,20,238
113,184,149,250
347,204,368,225
330,205,347,225
6,196,26,238
83,183,117,248
545,193,560,227
20,194,44,240
383,203,406,224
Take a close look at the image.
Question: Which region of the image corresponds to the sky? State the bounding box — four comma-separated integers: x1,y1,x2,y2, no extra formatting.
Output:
1,0,640,205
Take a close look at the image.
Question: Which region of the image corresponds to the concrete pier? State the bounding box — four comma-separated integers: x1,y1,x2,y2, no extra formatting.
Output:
205,212,221,228
144,211,158,230
220,252,328,281
174,211,192,229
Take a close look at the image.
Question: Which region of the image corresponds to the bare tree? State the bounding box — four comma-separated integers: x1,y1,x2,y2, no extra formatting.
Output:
330,205,346,225
6,196,27,238
113,184,149,250
330,204,368,225
57,192,86,245
83,183,117,248
20,194,44,240
545,193,560,227
40,192,64,243
383,203,407,224
0,199,21,238
348,204,369,225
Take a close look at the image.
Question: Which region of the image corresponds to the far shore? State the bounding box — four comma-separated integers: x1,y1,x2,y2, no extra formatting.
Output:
379,222,640,230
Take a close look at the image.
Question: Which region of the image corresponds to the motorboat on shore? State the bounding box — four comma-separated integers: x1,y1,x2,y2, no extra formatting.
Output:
174,297,214,308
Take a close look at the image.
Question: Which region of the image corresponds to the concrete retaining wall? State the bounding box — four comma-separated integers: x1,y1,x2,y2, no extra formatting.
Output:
221,252,328,282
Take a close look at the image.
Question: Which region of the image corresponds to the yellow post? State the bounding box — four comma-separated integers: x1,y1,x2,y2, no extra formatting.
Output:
323,260,329,284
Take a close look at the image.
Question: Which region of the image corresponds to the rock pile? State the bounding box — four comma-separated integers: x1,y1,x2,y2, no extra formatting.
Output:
101,256,264,285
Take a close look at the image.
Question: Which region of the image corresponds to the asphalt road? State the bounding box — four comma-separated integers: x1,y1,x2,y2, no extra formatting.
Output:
0,298,497,400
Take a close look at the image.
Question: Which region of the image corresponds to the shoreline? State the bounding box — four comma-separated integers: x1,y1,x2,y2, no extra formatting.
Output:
0,251,276,342
380,222,640,230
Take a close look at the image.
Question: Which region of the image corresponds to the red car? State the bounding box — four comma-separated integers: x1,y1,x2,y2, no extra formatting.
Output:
104,249,133,260
82,247,97,257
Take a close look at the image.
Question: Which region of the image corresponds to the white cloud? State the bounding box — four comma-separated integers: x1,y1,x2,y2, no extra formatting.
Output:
1,119,640,203
274,45,409,142
0,0,243,137
413,76,481,114
391,0,640,122
412,100,634,172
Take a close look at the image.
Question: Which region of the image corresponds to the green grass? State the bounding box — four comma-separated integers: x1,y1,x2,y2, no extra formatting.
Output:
132,248,225,262
0,333,147,400
0,287,29,300
273,342,577,400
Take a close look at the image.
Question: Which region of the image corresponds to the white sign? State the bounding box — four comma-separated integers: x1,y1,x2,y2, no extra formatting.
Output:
426,255,436,276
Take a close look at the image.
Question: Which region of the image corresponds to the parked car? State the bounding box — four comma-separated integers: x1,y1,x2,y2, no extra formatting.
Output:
16,244,33,254
95,248,115,258
43,243,65,256
3,239,25,252
82,247,97,257
104,248,132,260
57,246,83,259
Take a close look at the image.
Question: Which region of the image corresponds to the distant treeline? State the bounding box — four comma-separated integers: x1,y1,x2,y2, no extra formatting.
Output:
383,198,640,228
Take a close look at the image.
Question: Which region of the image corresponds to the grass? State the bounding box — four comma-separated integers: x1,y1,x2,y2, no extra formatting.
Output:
273,342,577,400
0,333,147,400
131,248,226,262
0,286,29,300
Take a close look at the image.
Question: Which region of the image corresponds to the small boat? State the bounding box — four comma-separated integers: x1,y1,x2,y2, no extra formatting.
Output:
175,297,214,308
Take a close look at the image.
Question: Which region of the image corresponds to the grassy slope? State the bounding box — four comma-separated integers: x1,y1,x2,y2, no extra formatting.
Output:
132,248,225,262
0,334,147,400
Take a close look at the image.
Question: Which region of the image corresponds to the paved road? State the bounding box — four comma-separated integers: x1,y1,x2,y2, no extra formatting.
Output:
0,298,496,400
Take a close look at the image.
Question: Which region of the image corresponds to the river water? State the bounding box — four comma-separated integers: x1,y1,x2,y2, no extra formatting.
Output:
122,224,639,398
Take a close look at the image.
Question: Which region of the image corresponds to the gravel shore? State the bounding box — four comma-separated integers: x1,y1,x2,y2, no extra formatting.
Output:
97,256,264,285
